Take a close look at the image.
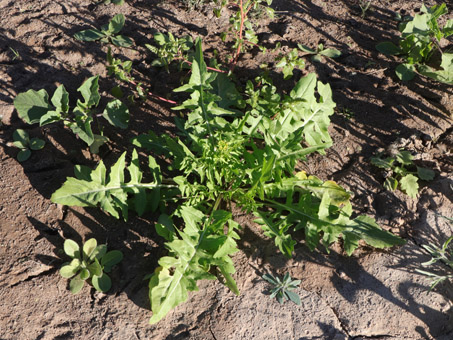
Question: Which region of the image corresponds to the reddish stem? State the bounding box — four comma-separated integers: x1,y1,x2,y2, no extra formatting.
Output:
129,80,178,105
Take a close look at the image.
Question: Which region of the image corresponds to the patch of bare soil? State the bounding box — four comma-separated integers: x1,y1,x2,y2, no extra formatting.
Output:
0,0,452,339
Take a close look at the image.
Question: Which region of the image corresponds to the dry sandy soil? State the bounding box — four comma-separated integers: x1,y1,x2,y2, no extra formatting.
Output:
0,0,452,339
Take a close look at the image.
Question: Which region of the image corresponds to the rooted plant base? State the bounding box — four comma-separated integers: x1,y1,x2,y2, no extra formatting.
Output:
0,0,452,339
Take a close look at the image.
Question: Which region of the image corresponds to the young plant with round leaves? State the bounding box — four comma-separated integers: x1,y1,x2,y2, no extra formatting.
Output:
59,238,123,294
376,3,453,83
371,149,435,198
74,14,133,47
262,272,301,305
13,75,129,153
12,129,45,162
298,43,342,63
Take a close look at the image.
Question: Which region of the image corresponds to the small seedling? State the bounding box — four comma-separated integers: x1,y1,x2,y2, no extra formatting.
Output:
9,47,20,61
416,216,453,291
371,149,435,198
359,0,372,19
262,273,301,305
12,129,45,162
298,43,341,62
74,14,133,47
275,48,305,79
376,3,453,83
60,238,123,294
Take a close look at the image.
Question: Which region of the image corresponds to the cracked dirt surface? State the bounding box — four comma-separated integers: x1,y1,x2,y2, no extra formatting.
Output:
1,0,452,339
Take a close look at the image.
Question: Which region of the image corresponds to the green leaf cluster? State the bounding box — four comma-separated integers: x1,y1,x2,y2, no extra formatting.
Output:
145,32,194,72
13,76,129,151
74,14,133,47
60,238,123,294
262,272,301,305
12,129,45,162
416,216,453,291
52,38,404,323
371,150,435,198
51,149,169,220
298,43,342,63
376,3,453,83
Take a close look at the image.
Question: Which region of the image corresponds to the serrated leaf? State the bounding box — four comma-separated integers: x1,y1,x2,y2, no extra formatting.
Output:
14,89,52,124
102,99,129,129
400,174,419,198
343,215,406,254
396,150,413,165
51,151,163,220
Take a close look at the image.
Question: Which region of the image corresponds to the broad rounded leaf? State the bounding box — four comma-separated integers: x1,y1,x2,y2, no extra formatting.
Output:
74,29,104,42
285,290,301,305
29,138,45,150
69,275,85,294
102,99,129,129
417,167,435,181
400,174,419,198
90,244,107,261
396,63,416,81
64,239,80,258
83,238,97,260
60,265,78,278
108,14,125,34
51,85,69,112
110,35,134,47
101,250,123,272
376,42,401,55
78,76,100,107
79,268,90,280
14,89,52,124
87,260,102,277
17,150,30,164
13,129,29,148
319,48,341,58
92,273,112,292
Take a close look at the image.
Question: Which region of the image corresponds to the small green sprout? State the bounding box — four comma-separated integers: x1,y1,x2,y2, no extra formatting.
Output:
13,129,45,162
376,3,453,83
416,216,453,291
371,149,435,198
359,0,372,19
298,43,341,63
275,48,305,79
262,273,301,305
74,14,133,47
60,238,123,294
